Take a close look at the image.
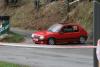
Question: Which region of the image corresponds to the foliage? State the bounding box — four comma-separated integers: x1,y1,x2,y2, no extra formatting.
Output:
0,32,24,43
0,61,29,67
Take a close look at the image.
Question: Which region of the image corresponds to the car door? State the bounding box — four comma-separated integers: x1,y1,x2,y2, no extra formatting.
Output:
61,25,80,43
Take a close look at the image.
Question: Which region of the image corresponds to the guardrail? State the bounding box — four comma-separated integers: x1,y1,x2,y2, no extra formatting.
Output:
0,16,10,39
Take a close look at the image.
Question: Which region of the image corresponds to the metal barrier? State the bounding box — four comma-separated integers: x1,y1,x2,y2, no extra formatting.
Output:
0,16,10,39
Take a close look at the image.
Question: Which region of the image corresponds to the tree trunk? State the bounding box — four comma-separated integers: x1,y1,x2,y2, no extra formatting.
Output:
0,0,5,8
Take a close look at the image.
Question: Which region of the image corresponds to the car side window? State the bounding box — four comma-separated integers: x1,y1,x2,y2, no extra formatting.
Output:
62,26,73,33
73,26,79,32
62,25,79,33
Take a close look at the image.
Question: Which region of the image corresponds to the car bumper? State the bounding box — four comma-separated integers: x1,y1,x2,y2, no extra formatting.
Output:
32,38,47,44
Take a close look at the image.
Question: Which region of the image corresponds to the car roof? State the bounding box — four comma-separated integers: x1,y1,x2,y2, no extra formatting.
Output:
59,22,80,26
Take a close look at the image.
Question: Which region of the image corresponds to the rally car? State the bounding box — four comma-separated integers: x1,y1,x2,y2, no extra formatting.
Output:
31,23,88,45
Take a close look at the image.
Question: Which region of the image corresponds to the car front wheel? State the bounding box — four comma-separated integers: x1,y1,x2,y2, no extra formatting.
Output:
48,38,56,45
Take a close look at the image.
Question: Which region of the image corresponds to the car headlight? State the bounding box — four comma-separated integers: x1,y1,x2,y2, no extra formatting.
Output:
31,34,35,38
39,36,45,40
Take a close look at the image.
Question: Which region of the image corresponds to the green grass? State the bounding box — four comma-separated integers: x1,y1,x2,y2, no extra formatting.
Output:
0,61,29,67
0,32,24,43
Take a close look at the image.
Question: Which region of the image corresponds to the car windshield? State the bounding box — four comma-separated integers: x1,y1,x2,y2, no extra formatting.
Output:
48,24,63,32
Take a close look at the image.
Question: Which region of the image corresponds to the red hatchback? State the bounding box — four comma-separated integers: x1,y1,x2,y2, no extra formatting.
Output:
31,23,88,45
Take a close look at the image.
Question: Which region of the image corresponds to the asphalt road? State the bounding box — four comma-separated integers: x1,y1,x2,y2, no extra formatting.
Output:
8,26,93,67
0,45,93,67
11,27,34,44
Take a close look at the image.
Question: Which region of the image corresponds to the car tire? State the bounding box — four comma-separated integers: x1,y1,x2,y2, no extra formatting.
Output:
79,36,86,44
48,38,56,45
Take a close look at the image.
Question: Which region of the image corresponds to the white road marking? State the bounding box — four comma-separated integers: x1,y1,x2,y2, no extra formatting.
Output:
0,43,96,48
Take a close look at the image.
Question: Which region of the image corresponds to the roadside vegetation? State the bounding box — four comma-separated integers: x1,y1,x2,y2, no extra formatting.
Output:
0,61,29,67
10,1,93,31
0,0,93,32
0,0,93,43
0,32,24,43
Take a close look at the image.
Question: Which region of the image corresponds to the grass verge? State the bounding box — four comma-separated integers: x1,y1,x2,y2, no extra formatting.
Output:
0,32,25,43
0,61,29,67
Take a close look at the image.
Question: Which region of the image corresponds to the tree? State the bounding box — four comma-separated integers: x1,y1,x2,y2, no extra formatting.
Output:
47,0,57,3
45,0,58,4
34,0,40,11
61,0,70,22
5,0,18,5
64,0,70,12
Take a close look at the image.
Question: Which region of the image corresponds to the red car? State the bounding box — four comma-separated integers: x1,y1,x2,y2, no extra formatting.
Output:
31,23,88,45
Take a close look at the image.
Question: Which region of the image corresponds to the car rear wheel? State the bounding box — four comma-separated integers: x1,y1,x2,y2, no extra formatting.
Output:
79,36,86,44
48,38,56,45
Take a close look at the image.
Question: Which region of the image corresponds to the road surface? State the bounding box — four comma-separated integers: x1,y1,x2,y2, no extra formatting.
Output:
0,45,93,67
11,27,34,44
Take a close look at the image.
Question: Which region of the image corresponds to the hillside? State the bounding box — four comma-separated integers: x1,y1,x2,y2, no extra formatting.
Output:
0,0,93,33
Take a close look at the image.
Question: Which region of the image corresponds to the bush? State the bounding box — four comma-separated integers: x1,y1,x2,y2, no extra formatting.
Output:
0,32,24,43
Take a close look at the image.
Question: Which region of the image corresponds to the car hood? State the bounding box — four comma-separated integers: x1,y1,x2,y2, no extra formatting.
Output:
33,31,53,36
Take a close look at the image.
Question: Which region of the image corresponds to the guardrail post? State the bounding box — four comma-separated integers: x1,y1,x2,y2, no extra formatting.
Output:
94,1,100,67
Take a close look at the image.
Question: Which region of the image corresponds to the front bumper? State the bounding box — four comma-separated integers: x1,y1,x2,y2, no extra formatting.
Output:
32,38,47,44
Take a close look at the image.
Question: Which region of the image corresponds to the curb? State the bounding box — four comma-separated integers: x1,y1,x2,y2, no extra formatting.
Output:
0,43,97,48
